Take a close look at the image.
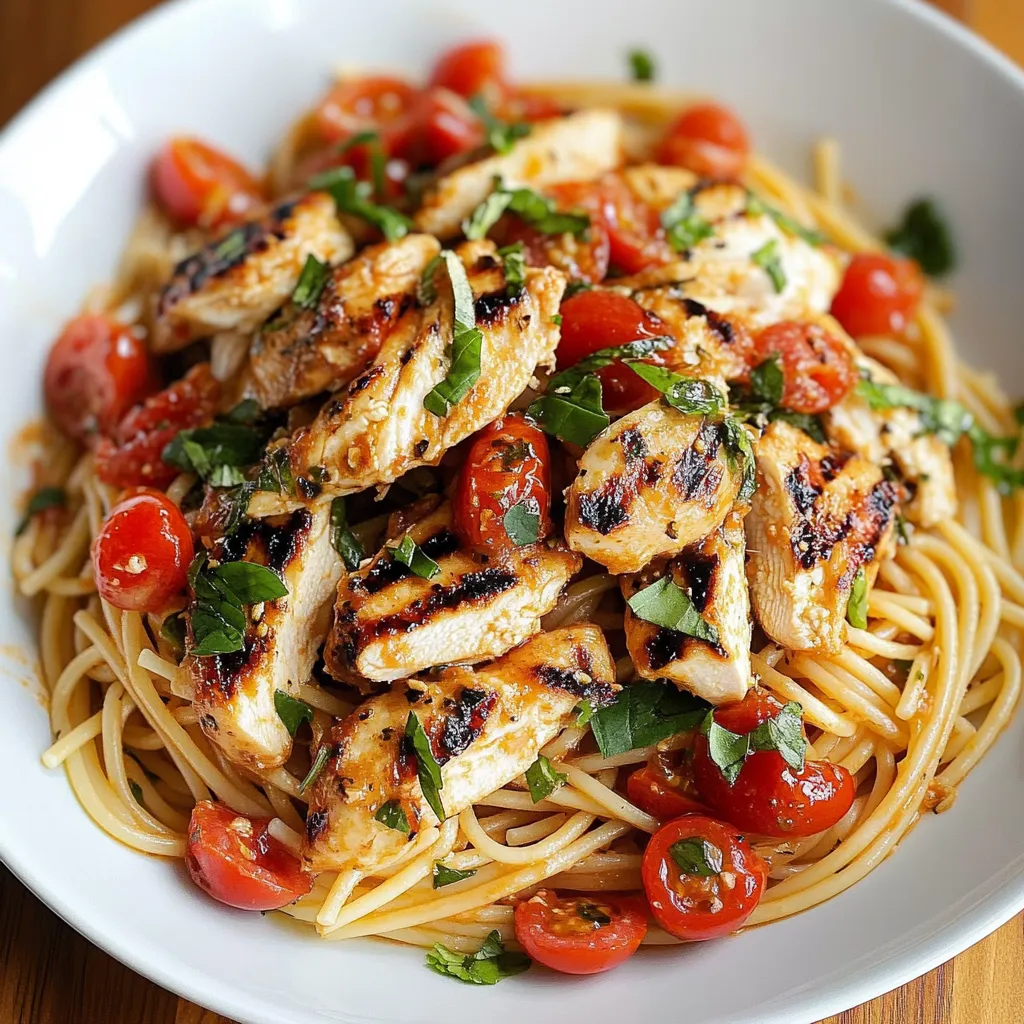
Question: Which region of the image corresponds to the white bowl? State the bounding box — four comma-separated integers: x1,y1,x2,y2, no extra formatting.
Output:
1,1,1023,1021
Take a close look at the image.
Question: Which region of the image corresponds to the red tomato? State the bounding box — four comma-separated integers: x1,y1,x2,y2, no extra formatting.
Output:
43,314,157,443
94,363,221,489
658,103,750,180
503,91,564,122
150,137,263,229
453,415,551,552
626,763,706,820
92,490,193,612
390,88,485,167
429,40,507,103
314,76,418,146
598,174,674,275
830,252,925,338
641,815,766,941
514,890,647,975
557,290,669,413
186,801,311,911
691,690,857,839
751,320,856,414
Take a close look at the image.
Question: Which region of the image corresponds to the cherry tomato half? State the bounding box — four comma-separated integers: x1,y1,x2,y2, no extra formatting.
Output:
93,490,193,613
314,75,418,146
429,40,507,104
557,290,669,413
389,88,485,167
657,103,750,180
598,173,674,275
691,690,857,839
641,815,766,941
830,252,925,338
453,415,551,552
626,762,706,821
750,320,856,414
94,363,221,489
514,890,648,975
43,314,157,443
150,137,263,229
186,801,311,911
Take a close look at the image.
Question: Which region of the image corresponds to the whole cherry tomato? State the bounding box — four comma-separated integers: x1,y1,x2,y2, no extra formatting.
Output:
429,40,507,104
657,103,750,180
93,490,194,613
186,801,311,911
514,890,648,975
830,252,925,338
150,137,263,229
642,815,766,941
453,415,551,552
691,690,857,838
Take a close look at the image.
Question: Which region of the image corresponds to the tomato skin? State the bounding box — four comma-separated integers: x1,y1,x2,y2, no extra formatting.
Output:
92,490,193,613
557,290,668,412
750,320,857,414
390,88,485,167
429,40,507,103
598,174,674,275
657,103,750,180
691,691,857,839
186,801,311,912
314,76,418,145
94,363,221,489
43,315,157,443
830,253,925,338
514,890,647,975
453,415,551,552
641,816,766,941
150,137,263,229
626,764,706,820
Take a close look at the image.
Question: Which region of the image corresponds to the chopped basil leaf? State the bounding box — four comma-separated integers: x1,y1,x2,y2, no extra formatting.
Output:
752,238,786,293
701,700,807,785
722,418,757,502
467,94,532,155
299,745,330,793
426,931,531,985
968,423,1024,494
572,336,675,375
661,192,714,252
15,485,66,536
163,423,266,484
330,497,364,570
670,837,723,877
730,368,827,444
895,512,912,546
128,780,144,804
424,251,483,416
375,799,410,833
418,252,443,305
552,314,563,326
273,690,314,737
497,242,526,296
462,179,589,241
590,680,709,758
750,353,785,405
223,399,263,426
188,556,288,657
309,165,412,242
574,700,594,727
160,612,186,655
390,534,442,580
1015,401,1024,428
524,755,567,803
527,372,609,447
846,566,869,629
627,576,720,644
255,447,296,495
462,190,514,241
885,197,956,277
502,501,540,546
433,862,477,888
576,902,612,925
854,378,972,447
406,711,445,821
291,254,331,309
626,363,725,416
703,713,751,785
746,193,826,246
564,280,594,299
213,228,248,263
628,48,656,82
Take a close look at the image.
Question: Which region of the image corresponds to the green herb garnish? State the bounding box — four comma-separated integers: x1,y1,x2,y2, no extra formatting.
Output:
524,755,567,803
846,566,869,630
330,497,364,571
15,486,66,536
502,501,540,546
273,690,314,737
310,165,412,242
701,701,806,785
885,197,956,276
406,711,445,822
752,238,786,293
628,48,656,82
590,680,709,758
670,837,723,877
390,534,442,580
433,862,477,888
426,931,531,985
375,799,410,833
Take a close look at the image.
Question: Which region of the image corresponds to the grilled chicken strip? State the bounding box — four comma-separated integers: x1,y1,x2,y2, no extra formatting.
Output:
326,500,582,690
188,505,344,770
153,192,353,352
304,624,617,874
414,109,623,238
247,234,441,410
565,401,745,575
622,511,751,704
258,242,564,508
745,420,901,653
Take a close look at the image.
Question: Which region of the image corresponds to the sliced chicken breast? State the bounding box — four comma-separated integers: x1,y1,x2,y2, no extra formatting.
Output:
326,500,582,690
188,504,344,770
565,401,745,575
153,192,353,352
414,109,623,238
745,420,901,653
622,511,751,704
303,624,617,874
247,234,441,409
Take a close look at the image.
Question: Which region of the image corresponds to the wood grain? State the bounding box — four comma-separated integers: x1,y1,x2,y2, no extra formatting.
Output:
1,2,1023,1022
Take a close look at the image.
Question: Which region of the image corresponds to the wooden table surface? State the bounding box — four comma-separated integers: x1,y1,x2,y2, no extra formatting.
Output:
2,1,1024,1021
